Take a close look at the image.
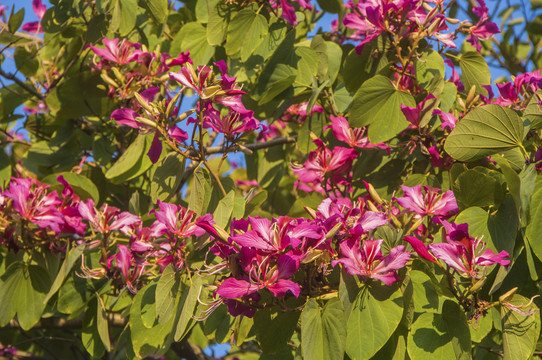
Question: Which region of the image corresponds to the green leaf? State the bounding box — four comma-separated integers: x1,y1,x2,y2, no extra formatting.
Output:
440,82,457,112
57,272,87,316
43,244,85,305
407,300,471,360
0,149,11,188
254,307,301,354
206,3,231,46
174,276,202,341
416,49,445,94
189,167,212,216
150,152,185,202
316,0,342,12
8,7,25,33
409,270,439,313
293,46,319,95
225,9,268,61
244,190,267,216
459,51,491,95
214,190,235,227
469,312,492,343
452,169,505,208
301,298,347,360
141,0,168,23
130,281,175,358
348,75,416,143
0,84,27,122
155,264,180,324
444,104,524,162
455,197,518,255
14,47,39,77
112,0,137,35
346,284,403,360
42,172,100,202
525,188,542,261
96,295,111,351
257,63,297,105
501,295,540,360
82,298,106,358
105,134,147,180
173,22,215,66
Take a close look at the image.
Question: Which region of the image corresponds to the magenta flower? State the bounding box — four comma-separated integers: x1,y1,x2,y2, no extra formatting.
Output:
429,222,510,278
89,38,143,65
395,185,458,218
150,201,204,239
466,0,500,52
4,178,64,233
292,140,357,193
328,116,389,151
21,0,46,33
230,216,321,253
78,198,140,235
202,104,261,139
332,239,410,285
111,102,188,163
217,253,301,299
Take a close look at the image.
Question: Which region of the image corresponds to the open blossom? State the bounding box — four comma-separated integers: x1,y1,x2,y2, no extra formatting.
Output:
395,185,458,218
429,222,510,278
332,239,410,285
292,140,357,193
78,198,140,235
3,178,64,233
328,116,389,151
466,0,500,52
150,201,204,239
89,38,144,66
217,252,301,299
229,216,322,255
202,104,260,139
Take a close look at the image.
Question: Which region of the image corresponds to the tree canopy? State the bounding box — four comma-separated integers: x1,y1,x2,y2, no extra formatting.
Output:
0,0,542,359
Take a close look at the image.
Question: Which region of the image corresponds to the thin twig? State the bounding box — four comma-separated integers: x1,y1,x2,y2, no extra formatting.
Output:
0,67,44,100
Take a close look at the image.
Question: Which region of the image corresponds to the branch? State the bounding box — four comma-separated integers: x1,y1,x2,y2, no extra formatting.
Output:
0,21,44,44
1,313,127,330
0,67,44,100
202,136,297,156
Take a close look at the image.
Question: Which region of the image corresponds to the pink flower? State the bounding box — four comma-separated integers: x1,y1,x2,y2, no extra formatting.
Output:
150,201,204,239
203,104,260,139
217,253,301,299
293,140,357,193
395,185,458,218
21,0,46,33
4,178,64,233
332,239,410,285
78,198,140,235
89,38,143,66
429,222,510,278
466,0,500,52
230,216,322,253
328,116,389,151
400,94,436,129
444,59,464,92
433,109,458,131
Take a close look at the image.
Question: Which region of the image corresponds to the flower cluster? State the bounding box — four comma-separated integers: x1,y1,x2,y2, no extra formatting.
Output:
0,176,204,293
194,182,510,317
